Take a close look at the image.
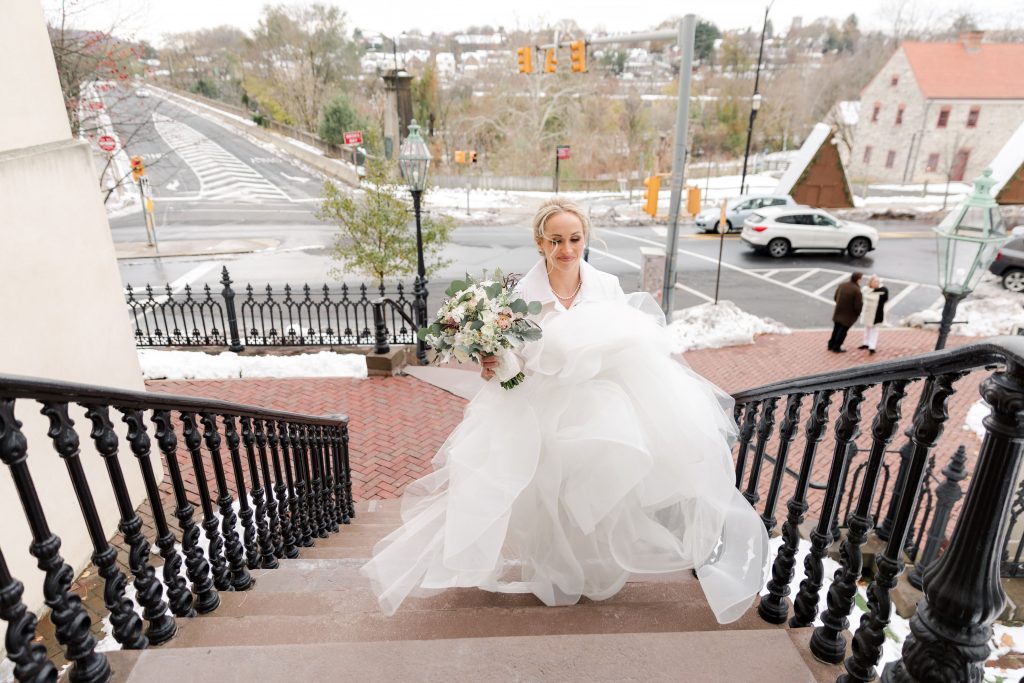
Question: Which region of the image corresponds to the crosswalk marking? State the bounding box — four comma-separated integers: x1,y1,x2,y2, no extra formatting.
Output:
813,274,850,296
786,269,820,287
152,113,291,203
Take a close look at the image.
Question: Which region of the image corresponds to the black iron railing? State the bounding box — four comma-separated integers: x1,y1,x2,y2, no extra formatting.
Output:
733,337,1024,682
126,267,418,351
0,373,352,683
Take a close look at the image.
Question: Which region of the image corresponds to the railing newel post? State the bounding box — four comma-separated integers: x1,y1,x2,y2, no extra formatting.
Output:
221,266,244,352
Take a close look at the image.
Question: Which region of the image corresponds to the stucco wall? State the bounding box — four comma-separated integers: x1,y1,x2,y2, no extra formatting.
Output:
1,0,152,656
848,47,1024,185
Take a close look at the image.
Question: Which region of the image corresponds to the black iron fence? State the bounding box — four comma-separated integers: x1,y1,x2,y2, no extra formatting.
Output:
0,373,352,682
126,267,418,350
733,337,1024,682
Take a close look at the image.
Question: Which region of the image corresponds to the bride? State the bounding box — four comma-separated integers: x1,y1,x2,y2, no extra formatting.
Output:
360,197,769,623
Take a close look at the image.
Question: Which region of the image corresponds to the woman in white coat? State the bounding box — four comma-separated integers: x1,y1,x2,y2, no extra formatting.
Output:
859,275,889,355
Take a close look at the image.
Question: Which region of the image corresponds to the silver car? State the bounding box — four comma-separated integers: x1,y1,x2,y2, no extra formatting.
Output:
694,194,797,233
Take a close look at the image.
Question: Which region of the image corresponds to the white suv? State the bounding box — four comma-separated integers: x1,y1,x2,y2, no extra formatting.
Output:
695,194,796,233
741,207,879,258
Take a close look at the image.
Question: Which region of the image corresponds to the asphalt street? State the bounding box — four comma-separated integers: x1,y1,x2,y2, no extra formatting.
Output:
105,89,949,330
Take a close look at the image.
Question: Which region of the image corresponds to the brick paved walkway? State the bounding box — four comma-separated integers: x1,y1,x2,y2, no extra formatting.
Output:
34,326,994,669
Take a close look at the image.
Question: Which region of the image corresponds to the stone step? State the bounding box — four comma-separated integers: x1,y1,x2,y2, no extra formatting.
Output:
295,544,377,559
218,573,733,617
101,630,827,683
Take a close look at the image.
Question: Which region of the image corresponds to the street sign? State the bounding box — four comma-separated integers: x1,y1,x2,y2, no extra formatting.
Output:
98,135,117,153
343,130,363,145
556,145,571,160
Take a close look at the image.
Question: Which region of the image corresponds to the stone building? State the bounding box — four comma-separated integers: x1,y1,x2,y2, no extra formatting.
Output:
846,32,1024,185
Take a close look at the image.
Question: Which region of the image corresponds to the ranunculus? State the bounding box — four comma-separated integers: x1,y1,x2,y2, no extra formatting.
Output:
496,314,513,329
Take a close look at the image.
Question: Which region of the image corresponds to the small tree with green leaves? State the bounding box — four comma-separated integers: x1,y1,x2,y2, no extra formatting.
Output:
319,92,362,145
316,161,454,288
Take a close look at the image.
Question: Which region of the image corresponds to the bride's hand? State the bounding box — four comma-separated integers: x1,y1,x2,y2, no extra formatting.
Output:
480,354,498,380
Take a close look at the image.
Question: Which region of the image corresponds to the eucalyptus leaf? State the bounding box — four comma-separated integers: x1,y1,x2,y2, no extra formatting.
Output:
509,299,528,314
527,301,542,315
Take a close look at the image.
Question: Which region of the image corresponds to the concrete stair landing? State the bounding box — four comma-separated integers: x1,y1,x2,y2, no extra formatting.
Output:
96,499,842,682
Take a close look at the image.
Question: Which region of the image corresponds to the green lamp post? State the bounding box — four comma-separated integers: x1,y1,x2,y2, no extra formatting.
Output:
398,119,432,365
933,168,1010,350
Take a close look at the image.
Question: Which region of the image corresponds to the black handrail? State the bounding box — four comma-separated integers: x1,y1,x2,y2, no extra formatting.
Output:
0,374,352,682
735,336,1024,682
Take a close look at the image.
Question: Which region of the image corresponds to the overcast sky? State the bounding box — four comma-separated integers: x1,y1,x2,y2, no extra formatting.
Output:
48,0,1024,46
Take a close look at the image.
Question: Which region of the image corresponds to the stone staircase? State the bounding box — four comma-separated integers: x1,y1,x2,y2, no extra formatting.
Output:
96,500,843,682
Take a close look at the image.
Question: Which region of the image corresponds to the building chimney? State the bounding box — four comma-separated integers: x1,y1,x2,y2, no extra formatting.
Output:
961,30,984,53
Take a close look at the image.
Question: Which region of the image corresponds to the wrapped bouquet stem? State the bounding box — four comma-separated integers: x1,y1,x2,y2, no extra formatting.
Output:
417,271,543,390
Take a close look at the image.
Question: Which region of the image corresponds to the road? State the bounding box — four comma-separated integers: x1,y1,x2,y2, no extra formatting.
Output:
105,88,951,331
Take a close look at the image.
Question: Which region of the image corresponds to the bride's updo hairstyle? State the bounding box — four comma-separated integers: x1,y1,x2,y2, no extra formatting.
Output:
532,197,590,266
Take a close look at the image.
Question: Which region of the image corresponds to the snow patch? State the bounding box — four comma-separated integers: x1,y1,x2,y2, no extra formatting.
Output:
964,400,991,441
667,301,790,353
138,349,367,380
902,277,1024,337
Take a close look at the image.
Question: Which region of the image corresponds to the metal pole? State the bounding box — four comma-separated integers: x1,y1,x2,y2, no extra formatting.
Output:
411,189,428,365
934,291,964,351
554,150,560,194
739,2,772,196
714,227,726,305
659,15,697,317
138,180,153,247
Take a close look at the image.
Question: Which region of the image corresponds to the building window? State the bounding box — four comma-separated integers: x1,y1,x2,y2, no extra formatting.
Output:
871,104,881,123
890,75,899,86
926,153,940,172
967,106,980,128
863,146,873,164
895,104,905,125
937,106,951,128
885,150,897,169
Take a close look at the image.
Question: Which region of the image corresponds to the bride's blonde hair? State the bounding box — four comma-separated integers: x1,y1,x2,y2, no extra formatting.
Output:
533,198,591,271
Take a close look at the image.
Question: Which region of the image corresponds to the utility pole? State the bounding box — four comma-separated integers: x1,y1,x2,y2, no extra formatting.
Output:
739,2,773,196
658,15,697,317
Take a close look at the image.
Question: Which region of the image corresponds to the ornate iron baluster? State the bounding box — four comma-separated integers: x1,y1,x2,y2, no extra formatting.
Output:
199,413,252,590
1002,478,1024,577
760,393,804,534
909,445,968,589
791,385,867,628
0,545,58,683
267,420,299,558
342,421,355,519
841,372,962,683
281,421,312,548
734,401,761,489
811,379,909,663
743,397,778,507
84,404,175,646
223,416,260,570
241,416,278,568
256,417,288,561
317,425,339,532
40,402,146,650
877,427,913,542
302,424,327,539
289,422,315,546
180,411,230,592
152,410,216,613
331,425,350,524
0,398,109,683
883,366,1023,682
121,409,192,622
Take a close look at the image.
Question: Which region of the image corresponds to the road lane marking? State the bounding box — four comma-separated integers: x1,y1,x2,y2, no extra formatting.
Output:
587,245,715,303
602,230,835,305
886,283,919,310
812,274,849,296
786,269,820,287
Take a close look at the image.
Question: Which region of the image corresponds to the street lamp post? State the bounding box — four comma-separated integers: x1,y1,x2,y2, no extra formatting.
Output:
398,119,432,365
739,2,772,196
933,168,1010,350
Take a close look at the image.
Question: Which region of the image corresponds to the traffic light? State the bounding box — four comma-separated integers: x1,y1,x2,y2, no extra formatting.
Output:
455,150,466,164
470,151,478,163
686,185,701,216
130,155,145,182
570,40,586,73
643,176,661,217
544,47,557,73
516,46,533,74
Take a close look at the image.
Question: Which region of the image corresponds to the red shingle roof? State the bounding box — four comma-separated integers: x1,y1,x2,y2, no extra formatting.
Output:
902,41,1024,99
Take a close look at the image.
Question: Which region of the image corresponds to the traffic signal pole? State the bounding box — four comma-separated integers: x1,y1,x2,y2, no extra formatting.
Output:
524,20,697,316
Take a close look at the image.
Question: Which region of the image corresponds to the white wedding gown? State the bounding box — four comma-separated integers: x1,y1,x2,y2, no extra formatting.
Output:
360,293,769,624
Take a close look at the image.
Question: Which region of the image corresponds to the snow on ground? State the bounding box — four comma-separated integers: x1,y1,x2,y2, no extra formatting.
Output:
667,300,790,353
902,277,1024,337
965,399,991,441
138,349,367,380
424,187,523,209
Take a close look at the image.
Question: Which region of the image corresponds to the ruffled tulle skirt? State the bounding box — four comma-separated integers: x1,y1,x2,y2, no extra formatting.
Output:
360,297,769,623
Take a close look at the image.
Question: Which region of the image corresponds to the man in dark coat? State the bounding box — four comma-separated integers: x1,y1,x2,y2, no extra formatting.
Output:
829,272,863,353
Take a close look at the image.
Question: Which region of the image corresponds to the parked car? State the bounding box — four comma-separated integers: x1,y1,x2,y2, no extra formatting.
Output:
134,88,152,98
741,207,879,258
694,194,797,233
989,236,1024,291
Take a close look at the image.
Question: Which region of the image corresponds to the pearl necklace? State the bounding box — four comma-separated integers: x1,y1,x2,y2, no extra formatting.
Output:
551,278,582,301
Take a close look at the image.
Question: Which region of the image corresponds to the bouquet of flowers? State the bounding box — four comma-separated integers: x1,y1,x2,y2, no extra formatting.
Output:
417,271,543,389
